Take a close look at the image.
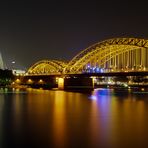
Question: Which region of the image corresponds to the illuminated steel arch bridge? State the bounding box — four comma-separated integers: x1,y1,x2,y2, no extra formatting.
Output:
64,38,148,74
27,38,148,75
27,60,67,75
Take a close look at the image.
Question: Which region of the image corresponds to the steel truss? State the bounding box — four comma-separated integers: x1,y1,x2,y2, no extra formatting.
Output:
27,60,67,75
64,38,148,73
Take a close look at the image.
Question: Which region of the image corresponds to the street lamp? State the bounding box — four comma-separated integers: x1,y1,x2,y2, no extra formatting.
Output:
12,61,15,64
11,61,16,70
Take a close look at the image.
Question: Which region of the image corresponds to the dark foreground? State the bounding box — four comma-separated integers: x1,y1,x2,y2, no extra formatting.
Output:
0,88,148,148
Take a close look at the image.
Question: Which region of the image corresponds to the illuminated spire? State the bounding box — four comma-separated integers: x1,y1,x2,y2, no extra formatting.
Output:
0,52,4,69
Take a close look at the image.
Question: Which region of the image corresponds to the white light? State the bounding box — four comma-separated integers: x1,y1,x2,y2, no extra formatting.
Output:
100,69,103,73
12,61,15,64
90,95,97,100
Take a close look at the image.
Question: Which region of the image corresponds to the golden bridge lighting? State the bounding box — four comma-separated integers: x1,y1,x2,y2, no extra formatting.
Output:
27,79,33,84
64,38,148,74
38,79,44,84
27,60,67,75
15,78,21,84
26,38,147,75
58,78,64,89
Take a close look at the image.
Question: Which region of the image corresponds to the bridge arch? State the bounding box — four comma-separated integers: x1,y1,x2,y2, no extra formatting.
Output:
27,60,67,75
64,38,148,73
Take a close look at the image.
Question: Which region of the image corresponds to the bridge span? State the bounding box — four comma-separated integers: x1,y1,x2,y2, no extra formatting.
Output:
13,38,148,90
14,71,148,90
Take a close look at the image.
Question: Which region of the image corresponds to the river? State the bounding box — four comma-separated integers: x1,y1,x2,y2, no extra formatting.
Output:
0,88,148,148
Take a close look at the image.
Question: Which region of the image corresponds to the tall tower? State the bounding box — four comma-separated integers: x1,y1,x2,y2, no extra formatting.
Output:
0,52,4,69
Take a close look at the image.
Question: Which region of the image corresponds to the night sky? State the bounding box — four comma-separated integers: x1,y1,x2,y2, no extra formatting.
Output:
0,0,148,70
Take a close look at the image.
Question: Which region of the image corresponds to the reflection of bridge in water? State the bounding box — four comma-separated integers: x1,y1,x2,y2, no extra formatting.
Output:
15,38,148,90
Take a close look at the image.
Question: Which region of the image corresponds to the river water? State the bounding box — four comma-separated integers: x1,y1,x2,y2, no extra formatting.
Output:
0,88,148,148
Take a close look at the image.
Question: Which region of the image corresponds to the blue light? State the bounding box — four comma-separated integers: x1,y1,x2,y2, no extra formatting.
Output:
100,68,104,73
96,67,100,73
87,64,90,68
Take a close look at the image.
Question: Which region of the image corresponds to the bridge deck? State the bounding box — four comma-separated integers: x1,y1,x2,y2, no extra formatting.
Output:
64,71,148,77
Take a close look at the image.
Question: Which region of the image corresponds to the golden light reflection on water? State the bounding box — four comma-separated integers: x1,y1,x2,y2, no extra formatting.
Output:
109,94,148,147
0,88,148,147
52,91,67,147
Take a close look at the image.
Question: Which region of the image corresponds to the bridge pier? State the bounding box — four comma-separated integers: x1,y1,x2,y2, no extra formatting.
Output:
58,78,65,89
58,77,94,90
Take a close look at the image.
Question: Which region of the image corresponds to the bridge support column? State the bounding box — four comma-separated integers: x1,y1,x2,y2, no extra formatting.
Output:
59,77,94,90
58,77,65,90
